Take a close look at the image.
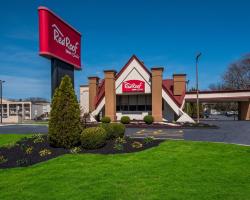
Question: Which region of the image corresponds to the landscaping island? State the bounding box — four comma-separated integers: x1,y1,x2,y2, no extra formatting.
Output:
0,134,162,169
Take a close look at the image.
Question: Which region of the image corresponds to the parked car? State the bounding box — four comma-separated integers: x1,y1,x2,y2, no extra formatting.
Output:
225,111,238,117
210,109,221,115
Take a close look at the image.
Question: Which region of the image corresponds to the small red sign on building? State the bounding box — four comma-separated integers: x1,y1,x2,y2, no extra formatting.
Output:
38,6,81,69
122,80,145,93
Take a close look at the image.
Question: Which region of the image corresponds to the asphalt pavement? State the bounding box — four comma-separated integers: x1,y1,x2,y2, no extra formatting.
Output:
0,120,250,145
0,124,48,134
126,120,250,145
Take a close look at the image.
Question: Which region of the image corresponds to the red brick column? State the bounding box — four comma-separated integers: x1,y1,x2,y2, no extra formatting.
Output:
239,100,250,120
88,77,99,112
104,70,117,121
151,67,164,122
173,74,186,95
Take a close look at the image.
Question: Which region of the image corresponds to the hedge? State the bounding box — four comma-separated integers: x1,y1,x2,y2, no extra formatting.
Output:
80,127,107,149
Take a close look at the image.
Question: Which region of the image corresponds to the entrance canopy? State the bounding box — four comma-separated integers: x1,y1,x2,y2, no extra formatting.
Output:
185,90,250,120
185,90,250,102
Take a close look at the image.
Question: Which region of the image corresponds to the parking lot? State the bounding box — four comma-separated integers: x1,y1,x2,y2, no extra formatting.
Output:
126,120,250,145
0,119,249,145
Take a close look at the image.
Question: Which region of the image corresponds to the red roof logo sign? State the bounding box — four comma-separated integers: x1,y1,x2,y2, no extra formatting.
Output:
38,7,81,69
122,80,145,93
51,24,80,59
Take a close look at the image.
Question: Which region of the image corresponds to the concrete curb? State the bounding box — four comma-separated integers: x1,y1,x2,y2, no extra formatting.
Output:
128,136,250,146
0,124,48,126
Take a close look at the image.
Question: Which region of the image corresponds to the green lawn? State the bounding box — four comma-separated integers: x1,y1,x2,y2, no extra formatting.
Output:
0,134,32,147
21,121,48,125
0,134,250,200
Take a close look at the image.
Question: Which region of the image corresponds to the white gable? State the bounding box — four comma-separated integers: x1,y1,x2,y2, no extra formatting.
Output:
115,58,151,94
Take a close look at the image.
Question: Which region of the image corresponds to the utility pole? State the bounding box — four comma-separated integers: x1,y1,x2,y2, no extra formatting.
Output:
0,80,5,124
195,53,201,123
186,80,190,91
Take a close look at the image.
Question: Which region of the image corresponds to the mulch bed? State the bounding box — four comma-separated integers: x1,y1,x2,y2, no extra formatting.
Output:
0,135,163,169
124,123,218,129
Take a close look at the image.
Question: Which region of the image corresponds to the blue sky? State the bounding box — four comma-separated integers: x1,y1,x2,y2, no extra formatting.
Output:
0,0,250,101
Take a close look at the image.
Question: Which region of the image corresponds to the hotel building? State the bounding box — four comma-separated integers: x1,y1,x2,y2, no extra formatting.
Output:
80,55,250,122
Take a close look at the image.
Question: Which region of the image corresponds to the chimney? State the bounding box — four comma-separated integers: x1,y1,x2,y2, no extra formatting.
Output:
88,77,99,112
104,70,117,121
173,74,186,96
151,67,164,122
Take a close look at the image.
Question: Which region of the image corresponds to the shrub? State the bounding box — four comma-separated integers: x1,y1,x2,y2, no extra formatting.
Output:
99,123,125,139
19,143,26,151
70,147,82,154
132,141,143,149
144,136,155,144
39,149,52,157
32,134,44,143
114,143,123,151
101,116,111,123
99,123,114,139
16,158,28,166
111,123,125,138
0,155,7,164
80,127,107,149
120,116,130,124
25,146,34,155
48,75,82,148
143,115,154,124
113,137,127,151
115,137,127,144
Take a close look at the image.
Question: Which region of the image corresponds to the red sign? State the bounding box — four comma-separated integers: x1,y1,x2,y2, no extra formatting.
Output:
122,80,145,93
38,6,81,69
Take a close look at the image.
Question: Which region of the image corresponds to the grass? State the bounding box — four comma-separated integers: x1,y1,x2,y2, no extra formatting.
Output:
0,135,250,200
21,121,48,125
0,134,32,147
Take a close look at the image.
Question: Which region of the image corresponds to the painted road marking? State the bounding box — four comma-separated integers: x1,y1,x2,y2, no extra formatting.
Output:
133,129,184,139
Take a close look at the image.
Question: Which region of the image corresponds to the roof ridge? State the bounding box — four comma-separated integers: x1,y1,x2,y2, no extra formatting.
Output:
115,55,151,80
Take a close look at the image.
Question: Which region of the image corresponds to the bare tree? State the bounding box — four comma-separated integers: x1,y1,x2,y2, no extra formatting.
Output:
208,83,225,91
206,54,250,112
222,54,250,89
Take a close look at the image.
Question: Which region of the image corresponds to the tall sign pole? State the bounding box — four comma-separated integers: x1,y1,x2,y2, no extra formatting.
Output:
38,6,82,98
196,53,201,123
0,80,5,124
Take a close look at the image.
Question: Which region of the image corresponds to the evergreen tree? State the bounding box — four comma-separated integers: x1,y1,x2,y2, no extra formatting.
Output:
184,102,193,116
184,102,203,118
190,103,204,118
48,75,82,148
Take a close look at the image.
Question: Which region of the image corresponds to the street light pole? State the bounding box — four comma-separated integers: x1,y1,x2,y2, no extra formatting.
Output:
195,53,201,123
0,80,5,124
186,80,190,91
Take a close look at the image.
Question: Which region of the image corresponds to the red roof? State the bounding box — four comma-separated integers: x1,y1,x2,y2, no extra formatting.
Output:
162,79,185,107
115,55,151,80
95,79,105,107
186,89,250,94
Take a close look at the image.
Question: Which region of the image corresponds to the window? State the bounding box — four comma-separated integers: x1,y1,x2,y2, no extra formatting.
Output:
116,95,152,112
9,104,17,116
138,105,146,111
